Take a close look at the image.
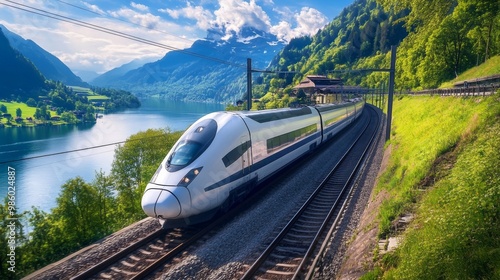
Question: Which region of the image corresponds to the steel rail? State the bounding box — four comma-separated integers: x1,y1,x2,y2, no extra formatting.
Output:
70,228,165,280
303,105,382,279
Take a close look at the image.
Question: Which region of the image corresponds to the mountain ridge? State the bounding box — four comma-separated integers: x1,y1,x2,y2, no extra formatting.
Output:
91,26,285,103
0,24,86,87
0,28,46,99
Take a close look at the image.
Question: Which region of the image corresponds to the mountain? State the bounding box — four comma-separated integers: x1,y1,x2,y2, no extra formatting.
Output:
92,27,285,103
0,29,46,99
73,69,100,83
91,58,156,85
0,24,86,86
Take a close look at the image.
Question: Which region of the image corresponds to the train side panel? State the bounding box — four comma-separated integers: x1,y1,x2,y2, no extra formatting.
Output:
240,107,322,184
316,99,365,143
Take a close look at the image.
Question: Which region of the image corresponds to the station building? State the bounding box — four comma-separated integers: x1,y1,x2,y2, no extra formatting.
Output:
293,75,368,104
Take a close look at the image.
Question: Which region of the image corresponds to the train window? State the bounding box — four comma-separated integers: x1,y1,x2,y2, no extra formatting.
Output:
267,124,317,153
167,119,217,172
222,140,251,167
247,107,312,123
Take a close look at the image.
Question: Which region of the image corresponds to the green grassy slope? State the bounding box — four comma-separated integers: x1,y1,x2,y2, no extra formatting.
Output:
367,93,500,279
440,55,500,88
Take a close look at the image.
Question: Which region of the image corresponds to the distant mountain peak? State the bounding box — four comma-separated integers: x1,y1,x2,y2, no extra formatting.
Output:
206,25,278,45
92,25,285,103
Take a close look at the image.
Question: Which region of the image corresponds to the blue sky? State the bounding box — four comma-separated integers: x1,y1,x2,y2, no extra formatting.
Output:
0,0,353,73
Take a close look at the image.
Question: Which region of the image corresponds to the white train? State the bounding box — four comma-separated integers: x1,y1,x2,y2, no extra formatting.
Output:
141,99,365,227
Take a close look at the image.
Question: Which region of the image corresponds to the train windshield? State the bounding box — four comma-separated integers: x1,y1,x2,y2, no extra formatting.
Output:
166,118,217,172
169,141,203,166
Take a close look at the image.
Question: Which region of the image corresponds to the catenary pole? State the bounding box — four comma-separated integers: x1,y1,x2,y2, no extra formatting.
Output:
386,45,397,141
247,58,252,111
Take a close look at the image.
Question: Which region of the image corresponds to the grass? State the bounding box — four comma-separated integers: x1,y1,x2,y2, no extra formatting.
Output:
370,92,500,279
68,86,93,94
375,95,489,237
68,86,110,102
0,101,57,126
87,95,110,101
1,101,38,117
440,55,500,88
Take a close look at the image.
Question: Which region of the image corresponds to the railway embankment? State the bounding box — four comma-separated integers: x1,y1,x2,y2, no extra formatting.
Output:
338,93,500,279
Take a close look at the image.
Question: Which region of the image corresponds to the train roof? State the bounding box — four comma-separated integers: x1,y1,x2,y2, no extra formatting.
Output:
226,99,363,123
314,99,363,112
237,106,313,123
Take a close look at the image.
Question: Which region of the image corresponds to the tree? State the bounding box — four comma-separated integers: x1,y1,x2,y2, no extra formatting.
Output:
34,106,51,121
297,89,307,104
16,108,22,118
92,170,116,234
22,208,58,272
0,104,7,114
111,129,181,225
50,177,104,247
60,112,77,124
26,98,36,107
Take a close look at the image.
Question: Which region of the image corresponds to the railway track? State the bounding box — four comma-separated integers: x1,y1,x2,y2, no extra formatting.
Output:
69,226,204,279
70,203,253,279
241,105,380,280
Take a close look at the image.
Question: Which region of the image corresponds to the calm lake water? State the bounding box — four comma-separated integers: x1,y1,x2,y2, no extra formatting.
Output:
0,99,224,213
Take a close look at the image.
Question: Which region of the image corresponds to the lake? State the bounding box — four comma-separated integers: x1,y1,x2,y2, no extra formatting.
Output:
0,99,224,214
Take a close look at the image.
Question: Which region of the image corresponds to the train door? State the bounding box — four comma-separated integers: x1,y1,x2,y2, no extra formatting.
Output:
227,135,252,204
240,135,251,177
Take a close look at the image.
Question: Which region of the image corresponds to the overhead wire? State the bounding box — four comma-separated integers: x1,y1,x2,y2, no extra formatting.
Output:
3,0,290,72
0,133,168,164
54,0,198,45
52,0,257,67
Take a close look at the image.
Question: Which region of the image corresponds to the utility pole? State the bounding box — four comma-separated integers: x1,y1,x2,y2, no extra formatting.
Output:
386,45,397,141
246,58,252,111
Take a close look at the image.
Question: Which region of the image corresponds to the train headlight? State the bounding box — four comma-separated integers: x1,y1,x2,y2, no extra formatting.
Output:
178,167,203,187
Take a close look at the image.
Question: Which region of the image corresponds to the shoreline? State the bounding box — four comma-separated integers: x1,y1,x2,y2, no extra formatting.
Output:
0,119,97,128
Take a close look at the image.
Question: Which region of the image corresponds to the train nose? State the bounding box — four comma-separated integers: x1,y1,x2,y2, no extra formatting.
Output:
141,188,181,219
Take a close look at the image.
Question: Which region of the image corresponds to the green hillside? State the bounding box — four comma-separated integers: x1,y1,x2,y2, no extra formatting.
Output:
440,55,500,88
362,93,500,279
0,29,46,99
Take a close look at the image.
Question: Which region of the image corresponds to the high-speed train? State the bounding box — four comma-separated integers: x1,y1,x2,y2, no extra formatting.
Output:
141,99,365,227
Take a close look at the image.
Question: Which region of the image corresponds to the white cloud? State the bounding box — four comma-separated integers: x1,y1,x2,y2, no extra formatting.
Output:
130,2,150,12
0,0,330,73
83,2,105,15
164,0,328,42
160,2,214,30
109,8,162,29
270,7,328,42
212,0,272,37
294,7,328,36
